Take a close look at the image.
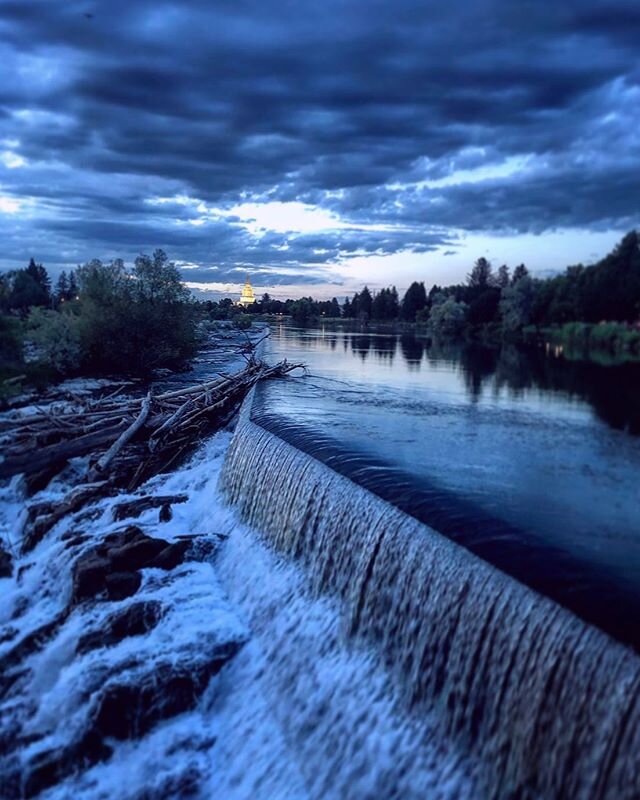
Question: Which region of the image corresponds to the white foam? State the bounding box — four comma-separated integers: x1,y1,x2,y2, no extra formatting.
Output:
2,429,477,799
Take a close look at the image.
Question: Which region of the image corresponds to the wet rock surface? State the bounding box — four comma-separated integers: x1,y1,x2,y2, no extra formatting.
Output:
92,648,240,741
76,601,164,654
0,612,69,699
71,526,190,605
0,346,265,799
111,494,188,522
15,644,241,798
0,542,12,578
0,504,246,799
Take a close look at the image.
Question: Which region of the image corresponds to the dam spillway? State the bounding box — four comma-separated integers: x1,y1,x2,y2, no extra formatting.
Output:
220,385,640,799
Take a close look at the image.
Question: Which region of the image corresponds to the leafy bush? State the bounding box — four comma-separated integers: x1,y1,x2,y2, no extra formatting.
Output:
428,297,468,337
9,251,198,380
547,321,640,361
75,250,197,375
233,316,253,330
27,307,82,374
0,314,24,368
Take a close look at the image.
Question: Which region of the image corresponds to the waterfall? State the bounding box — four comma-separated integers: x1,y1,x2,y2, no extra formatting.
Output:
220,389,640,799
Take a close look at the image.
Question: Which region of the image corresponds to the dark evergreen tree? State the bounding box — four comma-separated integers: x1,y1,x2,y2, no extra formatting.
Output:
358,286,372,320
497,264,510,288
67,270,78,299
371,286,400,320
8,269,49,311
56,271,69,304
467,257,494,290
401,281,427,321
25,258,51,303
511,264,529,285
371,290,386,320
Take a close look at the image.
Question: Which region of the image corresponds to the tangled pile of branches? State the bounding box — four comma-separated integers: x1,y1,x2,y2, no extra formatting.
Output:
1,353,302,554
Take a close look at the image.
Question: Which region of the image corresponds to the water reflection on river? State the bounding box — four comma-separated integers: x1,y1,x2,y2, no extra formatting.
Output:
255,323,640,648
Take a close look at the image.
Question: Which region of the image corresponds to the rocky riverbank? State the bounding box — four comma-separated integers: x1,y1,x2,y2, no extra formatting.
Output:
0,424,480,799
0,434,247,798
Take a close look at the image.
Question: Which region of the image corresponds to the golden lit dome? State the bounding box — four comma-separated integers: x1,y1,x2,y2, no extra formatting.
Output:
238,276,256,307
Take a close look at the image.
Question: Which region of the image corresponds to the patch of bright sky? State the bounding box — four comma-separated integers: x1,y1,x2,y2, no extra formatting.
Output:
184,279,342,301
184,228,626,301
174,260,215,271
1,151,27,169
146,191,628,300
148,195,407,235
338,228,629,298
227,201,347,234
0,195,21,214
387,153,534,191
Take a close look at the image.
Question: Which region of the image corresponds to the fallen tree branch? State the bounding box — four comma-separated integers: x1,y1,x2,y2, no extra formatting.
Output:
0,424,126,481
147,397,195,452
88,391,152,481
2,356,304,527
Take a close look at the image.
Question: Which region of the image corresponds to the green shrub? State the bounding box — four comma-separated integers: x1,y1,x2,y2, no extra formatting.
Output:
27,307,82,375
428,297,468,338
551,321,640,362
75,251,198,375
0,314,24,368
233,316,252,330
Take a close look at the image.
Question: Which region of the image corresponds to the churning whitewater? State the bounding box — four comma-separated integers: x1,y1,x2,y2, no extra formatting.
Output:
220,388,640,800
0,429,479,799
3,372,640,799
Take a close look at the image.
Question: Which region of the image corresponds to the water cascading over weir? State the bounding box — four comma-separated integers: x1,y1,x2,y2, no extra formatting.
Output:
220,386,640,799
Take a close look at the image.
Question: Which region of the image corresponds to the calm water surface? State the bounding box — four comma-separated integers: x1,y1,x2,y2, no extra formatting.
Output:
255,324,640,648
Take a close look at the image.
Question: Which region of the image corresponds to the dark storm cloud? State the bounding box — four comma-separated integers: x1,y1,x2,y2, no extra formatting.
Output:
0,0,638,281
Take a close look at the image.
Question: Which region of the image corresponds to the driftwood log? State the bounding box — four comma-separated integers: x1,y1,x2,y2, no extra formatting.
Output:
1,354,303,553
111,494,189,522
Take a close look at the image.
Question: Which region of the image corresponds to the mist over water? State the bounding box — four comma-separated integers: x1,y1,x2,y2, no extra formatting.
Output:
254,324,640,648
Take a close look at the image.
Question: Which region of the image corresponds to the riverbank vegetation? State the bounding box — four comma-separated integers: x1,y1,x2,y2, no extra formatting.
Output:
202,231,640,363
2,232,639,398
337,231,640,354
244,231,639,361
0,251,200,394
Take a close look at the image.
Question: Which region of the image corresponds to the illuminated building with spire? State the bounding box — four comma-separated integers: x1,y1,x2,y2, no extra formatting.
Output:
237,276,256,307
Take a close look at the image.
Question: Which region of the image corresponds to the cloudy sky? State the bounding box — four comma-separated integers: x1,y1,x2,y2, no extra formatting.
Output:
0,1,639,299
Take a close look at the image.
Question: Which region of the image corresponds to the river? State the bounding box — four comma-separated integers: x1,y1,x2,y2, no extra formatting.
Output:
254,323,640,649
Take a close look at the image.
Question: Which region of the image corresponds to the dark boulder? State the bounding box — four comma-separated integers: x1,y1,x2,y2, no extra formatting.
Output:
70,526,191,606
106,537,168,571
90,645,241,741
62,533,90,550
111,494,188,522
0,543,12,579
20,732,112,799
17,642,242,797
0,625,18,645
149,541,190,570
77,601,164,655
180,533,228,563
105,571,142,601
0,612,69,699
71,553,112,604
